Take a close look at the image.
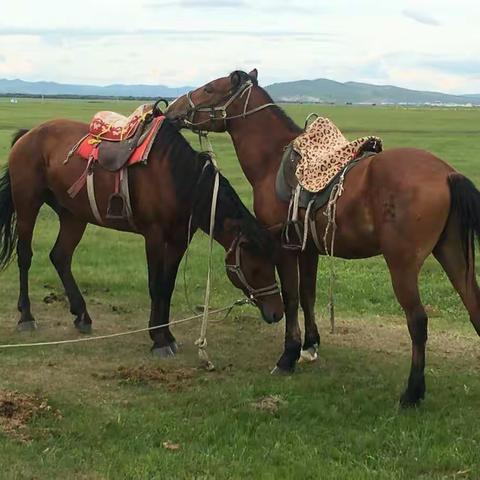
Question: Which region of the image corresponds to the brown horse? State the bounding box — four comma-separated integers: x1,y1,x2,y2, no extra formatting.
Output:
166,69,480,406
0,116,284,356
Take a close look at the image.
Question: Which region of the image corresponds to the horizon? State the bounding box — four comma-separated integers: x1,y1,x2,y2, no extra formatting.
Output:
1,76,479,97
1,0,479,95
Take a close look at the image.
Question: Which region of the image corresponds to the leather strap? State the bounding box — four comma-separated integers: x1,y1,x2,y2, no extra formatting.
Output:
120,168,135,229
87,170,103,225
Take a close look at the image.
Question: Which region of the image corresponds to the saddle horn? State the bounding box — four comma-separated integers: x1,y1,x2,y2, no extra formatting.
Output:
153,98,169,116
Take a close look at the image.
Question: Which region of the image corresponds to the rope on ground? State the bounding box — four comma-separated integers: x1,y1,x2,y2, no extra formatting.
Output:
0,300,249,350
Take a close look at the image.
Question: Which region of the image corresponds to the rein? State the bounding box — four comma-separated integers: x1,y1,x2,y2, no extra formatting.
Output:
180,79,276,131
225,236,280,303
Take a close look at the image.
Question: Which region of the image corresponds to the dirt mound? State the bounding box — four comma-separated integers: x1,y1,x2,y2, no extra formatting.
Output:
94,365,196,391
251,395,286,414
0,390,61,441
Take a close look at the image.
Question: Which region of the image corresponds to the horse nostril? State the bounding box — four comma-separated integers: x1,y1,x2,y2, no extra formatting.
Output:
272,311,283,323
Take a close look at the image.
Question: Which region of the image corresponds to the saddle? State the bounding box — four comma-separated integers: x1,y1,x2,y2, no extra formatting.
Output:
276,116,383,250
66,103,166,224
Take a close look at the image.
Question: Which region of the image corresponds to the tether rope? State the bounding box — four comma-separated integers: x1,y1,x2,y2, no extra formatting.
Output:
0,300,249,350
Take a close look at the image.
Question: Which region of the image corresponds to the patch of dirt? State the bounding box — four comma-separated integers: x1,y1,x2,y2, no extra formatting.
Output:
325,316,480,365
162,440,181,451
42,292,66,305
0,390,61,441
251,395,286,414
93,365,196,391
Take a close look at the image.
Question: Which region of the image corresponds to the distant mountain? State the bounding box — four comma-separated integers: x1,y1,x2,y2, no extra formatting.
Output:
0,78,193,98
1,77,479,105
265,78,480,105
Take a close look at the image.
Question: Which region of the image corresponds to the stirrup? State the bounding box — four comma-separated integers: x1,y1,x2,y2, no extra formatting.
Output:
106,192,128,220
281,220,303,251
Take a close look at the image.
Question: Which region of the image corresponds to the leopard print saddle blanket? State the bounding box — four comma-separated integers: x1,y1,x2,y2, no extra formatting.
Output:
292,117,382,193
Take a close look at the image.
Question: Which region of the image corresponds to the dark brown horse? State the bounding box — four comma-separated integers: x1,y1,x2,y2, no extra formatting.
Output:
0,117,284,356
167,69,480,406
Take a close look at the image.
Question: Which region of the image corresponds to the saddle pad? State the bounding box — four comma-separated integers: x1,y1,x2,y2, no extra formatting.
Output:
76,115,165,166
89,103,153,141
293,117,382,193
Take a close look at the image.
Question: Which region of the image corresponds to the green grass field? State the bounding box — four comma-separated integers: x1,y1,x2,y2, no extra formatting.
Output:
1,98,480,479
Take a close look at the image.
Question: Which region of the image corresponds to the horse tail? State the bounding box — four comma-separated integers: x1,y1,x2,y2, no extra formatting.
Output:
0,168,17,270
0,129,28,270
447,172,480,273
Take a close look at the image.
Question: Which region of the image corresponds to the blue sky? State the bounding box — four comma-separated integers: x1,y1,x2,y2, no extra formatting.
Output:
1,0,479,93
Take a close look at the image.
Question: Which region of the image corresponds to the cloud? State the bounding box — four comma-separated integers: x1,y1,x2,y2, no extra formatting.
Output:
145,0,319,14
423,58,480,76
0,53,5,63
0,26,334,41
145,0,247,8
402,9,440,26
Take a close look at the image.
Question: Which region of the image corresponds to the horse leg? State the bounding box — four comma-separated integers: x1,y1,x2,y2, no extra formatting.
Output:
156,242,186,353
272,251,302,373
299,245,320,362
433,215,480,335
145,229,184,357
386,258,428,407
49,209,91,333
15,199,43,331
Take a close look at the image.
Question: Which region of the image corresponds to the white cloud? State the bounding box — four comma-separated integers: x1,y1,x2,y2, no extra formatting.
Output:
0,0,479,93
402,8,440,26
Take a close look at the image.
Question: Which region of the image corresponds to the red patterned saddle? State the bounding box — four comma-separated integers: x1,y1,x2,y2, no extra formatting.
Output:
65,104,166,224
89,104,153,141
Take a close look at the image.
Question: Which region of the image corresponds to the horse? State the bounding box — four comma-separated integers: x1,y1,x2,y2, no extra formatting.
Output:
0,116,284,356
166,69,480,406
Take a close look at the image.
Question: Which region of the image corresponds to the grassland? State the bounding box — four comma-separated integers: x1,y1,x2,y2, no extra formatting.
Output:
0,98,480,479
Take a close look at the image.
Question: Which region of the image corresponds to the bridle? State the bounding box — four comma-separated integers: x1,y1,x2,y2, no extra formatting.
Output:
225,235,280,303
174,79,276,132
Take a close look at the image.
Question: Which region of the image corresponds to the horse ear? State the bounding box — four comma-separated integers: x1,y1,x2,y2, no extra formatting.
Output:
248,69,258,81
230,71,241,88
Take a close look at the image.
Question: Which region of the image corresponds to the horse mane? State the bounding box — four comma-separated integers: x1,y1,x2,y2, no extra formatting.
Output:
155,119,272,256
258,89,303,134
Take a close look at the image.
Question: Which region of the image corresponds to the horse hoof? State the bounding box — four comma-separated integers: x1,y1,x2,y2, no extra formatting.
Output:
169,341,179,354
399,392,422,409
270,365,294,376
299,347,318,364
152,346,176,358
16,320,37,332
74,321,92,334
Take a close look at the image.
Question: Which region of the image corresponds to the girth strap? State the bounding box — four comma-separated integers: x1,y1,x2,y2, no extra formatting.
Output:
86,170,103,225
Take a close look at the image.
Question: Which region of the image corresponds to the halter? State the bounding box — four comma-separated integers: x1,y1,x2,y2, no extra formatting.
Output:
225,235,280,303
178,79,276,131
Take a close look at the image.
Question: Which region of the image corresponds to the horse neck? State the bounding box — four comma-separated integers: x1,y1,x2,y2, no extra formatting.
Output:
227,107,300,184
211,224,237,252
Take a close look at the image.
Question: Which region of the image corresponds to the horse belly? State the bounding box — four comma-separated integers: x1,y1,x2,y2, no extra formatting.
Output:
328,200,380,258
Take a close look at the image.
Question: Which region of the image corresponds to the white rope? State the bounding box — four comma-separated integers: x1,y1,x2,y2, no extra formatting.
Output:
0,304,238,350
193,139,220,371
322,165,348,334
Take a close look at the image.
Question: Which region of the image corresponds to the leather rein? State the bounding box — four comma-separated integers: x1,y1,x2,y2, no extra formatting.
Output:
225,235,280,303
179,79,276,131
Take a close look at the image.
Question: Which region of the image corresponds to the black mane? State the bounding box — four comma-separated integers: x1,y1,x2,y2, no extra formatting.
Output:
155,119,272,256
258,89,303,134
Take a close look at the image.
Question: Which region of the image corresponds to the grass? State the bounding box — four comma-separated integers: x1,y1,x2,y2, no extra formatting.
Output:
0,97,480,479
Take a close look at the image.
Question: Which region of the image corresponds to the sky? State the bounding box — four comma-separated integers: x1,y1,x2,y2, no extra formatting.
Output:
0,0,479,93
